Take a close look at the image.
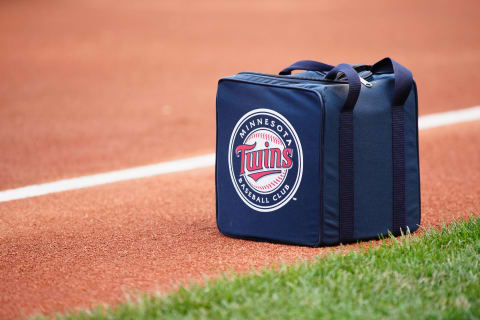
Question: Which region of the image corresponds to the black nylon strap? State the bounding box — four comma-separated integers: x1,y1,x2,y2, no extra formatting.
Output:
325,64,361,243
339,111,355,242
279,60,334,75
392,105,406,235
372,58,413,235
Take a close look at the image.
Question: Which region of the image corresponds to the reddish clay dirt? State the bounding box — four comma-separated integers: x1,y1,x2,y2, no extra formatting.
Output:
1,0,480,319
1,122,479,319
1,0,480,189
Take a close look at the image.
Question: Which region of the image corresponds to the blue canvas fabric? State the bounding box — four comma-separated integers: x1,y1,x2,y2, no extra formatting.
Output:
216,58,420,247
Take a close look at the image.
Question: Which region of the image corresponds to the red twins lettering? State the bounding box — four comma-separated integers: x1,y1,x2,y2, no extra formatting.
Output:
235,142,293,177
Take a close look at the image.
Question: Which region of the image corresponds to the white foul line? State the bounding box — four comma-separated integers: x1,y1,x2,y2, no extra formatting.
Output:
0,106,479,203
0,154,216,203
418,105,480,130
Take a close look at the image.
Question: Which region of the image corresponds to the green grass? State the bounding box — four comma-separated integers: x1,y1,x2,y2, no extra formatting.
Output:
41,217,480,320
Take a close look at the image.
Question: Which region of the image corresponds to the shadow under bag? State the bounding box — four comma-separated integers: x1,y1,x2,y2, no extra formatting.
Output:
215,57,420,246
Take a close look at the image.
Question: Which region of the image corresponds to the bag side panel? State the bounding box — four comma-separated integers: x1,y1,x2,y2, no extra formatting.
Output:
353,76,420,240
216,79,324,246
353,78,394,240
321,80,396,245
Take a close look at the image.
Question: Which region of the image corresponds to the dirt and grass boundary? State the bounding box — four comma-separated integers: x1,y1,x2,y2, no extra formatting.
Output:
36,216,480,320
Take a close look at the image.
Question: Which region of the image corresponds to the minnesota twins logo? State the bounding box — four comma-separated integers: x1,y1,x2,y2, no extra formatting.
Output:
228,108,303,212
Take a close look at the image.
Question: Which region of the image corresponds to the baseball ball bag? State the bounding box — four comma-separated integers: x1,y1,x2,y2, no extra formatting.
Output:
215,57,420,246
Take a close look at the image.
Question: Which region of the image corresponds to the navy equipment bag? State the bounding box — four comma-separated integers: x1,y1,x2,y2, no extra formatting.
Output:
215,58,420,246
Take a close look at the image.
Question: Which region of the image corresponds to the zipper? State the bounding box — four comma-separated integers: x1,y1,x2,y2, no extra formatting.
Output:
237,71,373,88
359,77,373,88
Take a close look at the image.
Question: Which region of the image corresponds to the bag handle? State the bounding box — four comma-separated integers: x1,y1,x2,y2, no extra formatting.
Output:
371,57,413,107
324,63,362,111
371,57,413,236
324,63,361,243
280,57,413,109
279,60,371,76
279,60,334,75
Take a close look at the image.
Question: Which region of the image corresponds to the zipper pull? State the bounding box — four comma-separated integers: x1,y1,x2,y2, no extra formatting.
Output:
360,77,373,88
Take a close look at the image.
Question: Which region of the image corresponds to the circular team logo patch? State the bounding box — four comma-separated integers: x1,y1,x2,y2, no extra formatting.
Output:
228,108,303,212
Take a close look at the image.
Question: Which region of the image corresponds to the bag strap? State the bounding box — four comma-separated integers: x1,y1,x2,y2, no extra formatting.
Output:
279,60,373,76
279,60,334,75
371,58,413,107
372,57,413,236
325,64,361,243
